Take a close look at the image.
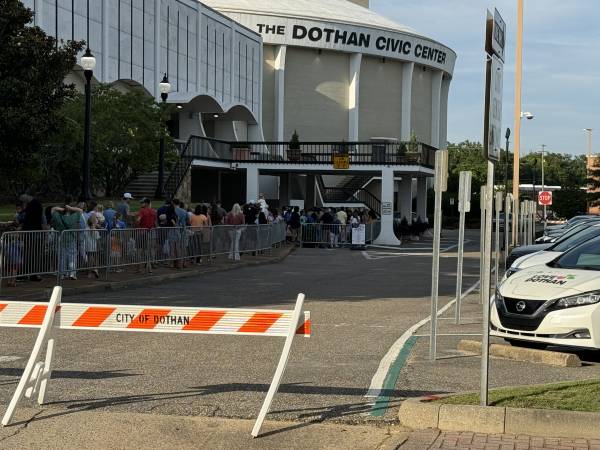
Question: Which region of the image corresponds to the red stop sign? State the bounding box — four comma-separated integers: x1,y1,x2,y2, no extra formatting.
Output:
538,191,552,206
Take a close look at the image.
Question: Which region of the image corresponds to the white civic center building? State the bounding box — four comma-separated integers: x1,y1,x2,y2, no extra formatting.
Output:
27,0,455,245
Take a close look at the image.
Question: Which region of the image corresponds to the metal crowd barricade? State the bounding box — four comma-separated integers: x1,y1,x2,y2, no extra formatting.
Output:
108,228,153,274
270,222,286,247
300,223,350,248
257,224,272,254
239,224,258,254
57,229,109,281
0,230,59,293
0,223,288,289
185,226,212,263
150,226,185,266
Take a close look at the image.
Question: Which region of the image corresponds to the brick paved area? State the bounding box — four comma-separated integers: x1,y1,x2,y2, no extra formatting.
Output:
400,429,600,450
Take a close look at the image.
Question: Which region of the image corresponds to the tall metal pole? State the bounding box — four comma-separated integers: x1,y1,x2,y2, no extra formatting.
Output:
81,66,93,201
479,185,486,304
512,0,524,246
480,161,495,406
504,129,510,250
155,75,170,199
541,144,546,232
504,194,512,269
585,129,593,213
430,150,448,361
494,192,502,290
455,171,471,325
585,129,593,157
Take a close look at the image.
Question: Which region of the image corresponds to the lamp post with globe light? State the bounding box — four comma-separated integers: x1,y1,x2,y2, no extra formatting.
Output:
155,74,171,199
80,48,96,201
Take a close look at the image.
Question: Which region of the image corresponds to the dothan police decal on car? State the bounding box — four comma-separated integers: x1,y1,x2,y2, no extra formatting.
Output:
524,274,577,285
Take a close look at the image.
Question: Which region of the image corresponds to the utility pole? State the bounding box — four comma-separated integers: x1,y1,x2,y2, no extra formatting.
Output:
512,0,524,246
585,129,593,157
541,144,546,232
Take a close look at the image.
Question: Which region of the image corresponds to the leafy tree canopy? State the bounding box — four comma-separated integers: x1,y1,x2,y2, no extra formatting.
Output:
50,84,173,198
0,0,84,195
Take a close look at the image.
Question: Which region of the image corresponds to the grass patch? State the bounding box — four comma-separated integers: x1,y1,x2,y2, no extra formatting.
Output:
437,379,600,412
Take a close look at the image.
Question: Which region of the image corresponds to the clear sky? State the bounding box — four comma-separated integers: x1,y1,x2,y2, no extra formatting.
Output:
371,0,600,155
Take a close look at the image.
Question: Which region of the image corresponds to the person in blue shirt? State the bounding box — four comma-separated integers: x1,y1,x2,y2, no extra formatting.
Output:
172,199,189,227
103,202,117,231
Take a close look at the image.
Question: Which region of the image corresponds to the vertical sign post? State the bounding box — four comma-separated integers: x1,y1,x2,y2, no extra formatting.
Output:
481,7,505,407
455,171,472,324
494,191,503,289
429,149,448,361
479,185,487,305
504,194,513,269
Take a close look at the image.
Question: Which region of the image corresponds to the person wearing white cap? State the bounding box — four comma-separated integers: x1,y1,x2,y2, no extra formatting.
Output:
117,193,134,224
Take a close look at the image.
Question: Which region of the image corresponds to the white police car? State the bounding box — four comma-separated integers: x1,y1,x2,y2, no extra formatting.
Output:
492,235,600,349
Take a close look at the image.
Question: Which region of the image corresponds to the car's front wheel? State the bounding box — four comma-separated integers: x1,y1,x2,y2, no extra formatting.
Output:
505,338,547,350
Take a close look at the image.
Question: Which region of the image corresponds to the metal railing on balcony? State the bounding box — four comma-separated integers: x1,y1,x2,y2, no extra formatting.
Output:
163,136,437,198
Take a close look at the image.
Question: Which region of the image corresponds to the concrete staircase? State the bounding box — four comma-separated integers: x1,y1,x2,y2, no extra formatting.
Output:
125,171,158,199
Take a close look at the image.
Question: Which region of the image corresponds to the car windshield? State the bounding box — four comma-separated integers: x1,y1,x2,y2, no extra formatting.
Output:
549,224,600,252
551,235,600,270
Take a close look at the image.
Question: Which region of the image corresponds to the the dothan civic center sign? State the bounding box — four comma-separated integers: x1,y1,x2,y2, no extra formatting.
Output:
229,14,456,74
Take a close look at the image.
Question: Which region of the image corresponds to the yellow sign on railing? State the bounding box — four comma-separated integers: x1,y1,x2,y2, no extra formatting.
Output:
333,155,350,169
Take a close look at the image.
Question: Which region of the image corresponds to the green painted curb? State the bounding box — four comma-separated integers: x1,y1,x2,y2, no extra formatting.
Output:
371,336,417,417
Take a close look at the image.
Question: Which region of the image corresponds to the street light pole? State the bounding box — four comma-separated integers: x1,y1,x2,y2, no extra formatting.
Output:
512,0,524,246
80,48,96,202
541,144,546,232
585,128,593,157
155,74,171,199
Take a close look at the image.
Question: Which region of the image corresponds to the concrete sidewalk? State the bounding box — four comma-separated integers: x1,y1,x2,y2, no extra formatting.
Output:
0,246,293,301
0,407,408,450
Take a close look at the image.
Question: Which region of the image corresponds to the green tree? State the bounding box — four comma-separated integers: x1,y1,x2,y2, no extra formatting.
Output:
52,84,173,197
0,0,84,196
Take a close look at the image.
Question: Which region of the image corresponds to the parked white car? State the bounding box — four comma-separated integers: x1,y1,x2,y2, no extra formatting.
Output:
492,235,600,349
504,223,600,280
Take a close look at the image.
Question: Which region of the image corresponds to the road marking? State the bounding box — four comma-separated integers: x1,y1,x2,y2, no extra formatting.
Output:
363,241,471,260
365,279,482,402
0,356,23,363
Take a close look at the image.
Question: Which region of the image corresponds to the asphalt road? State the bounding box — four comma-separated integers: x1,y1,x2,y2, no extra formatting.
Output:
0,231,481,425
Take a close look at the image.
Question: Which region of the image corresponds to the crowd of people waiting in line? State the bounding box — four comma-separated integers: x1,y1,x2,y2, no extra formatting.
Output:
3,193,378,286
2,193,289,286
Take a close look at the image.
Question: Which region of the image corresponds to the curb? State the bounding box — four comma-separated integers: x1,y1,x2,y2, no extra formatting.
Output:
398,398,600,439
27,246,295,300
458,340,582,367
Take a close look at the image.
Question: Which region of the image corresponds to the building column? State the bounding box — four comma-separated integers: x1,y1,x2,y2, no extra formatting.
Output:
431,70,443,149
305,174,316,209
246,167,259,203
401,62,414,141
439,76,450,150
279,173,290,207
274,45,287,141
375,168,402,245
416,177,428,221
398,176,413,221
348,53,362,141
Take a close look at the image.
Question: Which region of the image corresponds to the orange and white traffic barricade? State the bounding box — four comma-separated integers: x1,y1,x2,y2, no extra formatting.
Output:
0,287,311,437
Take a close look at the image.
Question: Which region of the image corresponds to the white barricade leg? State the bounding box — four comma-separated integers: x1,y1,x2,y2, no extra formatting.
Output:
1,286,61,426
251,293,305,438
